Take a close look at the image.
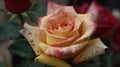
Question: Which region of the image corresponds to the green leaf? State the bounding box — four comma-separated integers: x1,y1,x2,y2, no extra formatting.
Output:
0,61,8,67
27,2,47,23
42,57,101,67
112,53,120,65
21,12,28,17
71,57,101,67
8,39,36,59
99,53,112,67
0,8,7,14
9,14,17,21
29,0,37,10
0,21,21,40
16,59,45,67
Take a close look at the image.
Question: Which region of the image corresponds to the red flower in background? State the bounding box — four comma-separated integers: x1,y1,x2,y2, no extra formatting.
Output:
112,25,120,53
4,0,31,13
93,7,119,37
74,1,119,38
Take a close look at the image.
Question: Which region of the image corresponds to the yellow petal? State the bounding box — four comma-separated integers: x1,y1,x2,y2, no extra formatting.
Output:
38,41,88,59
35,54,70,67
46,34,65,45
38,18,46,43
75,14,96,43
19,23,42,55
73,38,108,64
39,29,46,43
51,26,79,38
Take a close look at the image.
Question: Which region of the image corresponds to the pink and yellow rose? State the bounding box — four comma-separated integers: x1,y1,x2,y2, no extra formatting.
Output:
20,0,107,67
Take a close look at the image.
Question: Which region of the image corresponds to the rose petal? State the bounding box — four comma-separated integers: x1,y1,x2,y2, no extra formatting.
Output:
50,29,79,38
19,23,42,55
74,14,96,43
73,38,108,64
48,34,80,47
87,1,99,19
37,17,42,24
38,40,88,58
47,0,64,15
38,17,47,43
35,54,70,67
46,34,66,46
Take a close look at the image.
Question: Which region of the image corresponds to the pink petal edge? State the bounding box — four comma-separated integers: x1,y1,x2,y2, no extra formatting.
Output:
47,0,64,15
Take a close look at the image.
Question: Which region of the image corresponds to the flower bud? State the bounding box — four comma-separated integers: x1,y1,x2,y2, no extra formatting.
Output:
4,0,31,13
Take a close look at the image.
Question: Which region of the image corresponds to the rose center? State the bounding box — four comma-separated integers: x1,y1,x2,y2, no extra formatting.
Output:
47,11,75,33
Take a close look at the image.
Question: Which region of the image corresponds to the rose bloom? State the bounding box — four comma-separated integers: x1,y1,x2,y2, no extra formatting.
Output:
4,0,31,13
20,1,107,67
74,1,119,38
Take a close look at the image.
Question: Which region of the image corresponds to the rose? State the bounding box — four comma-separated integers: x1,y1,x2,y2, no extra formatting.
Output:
4,0,31,13
38,0,96,59
89,2,119,37
20,0,107,67
74,1,119,37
